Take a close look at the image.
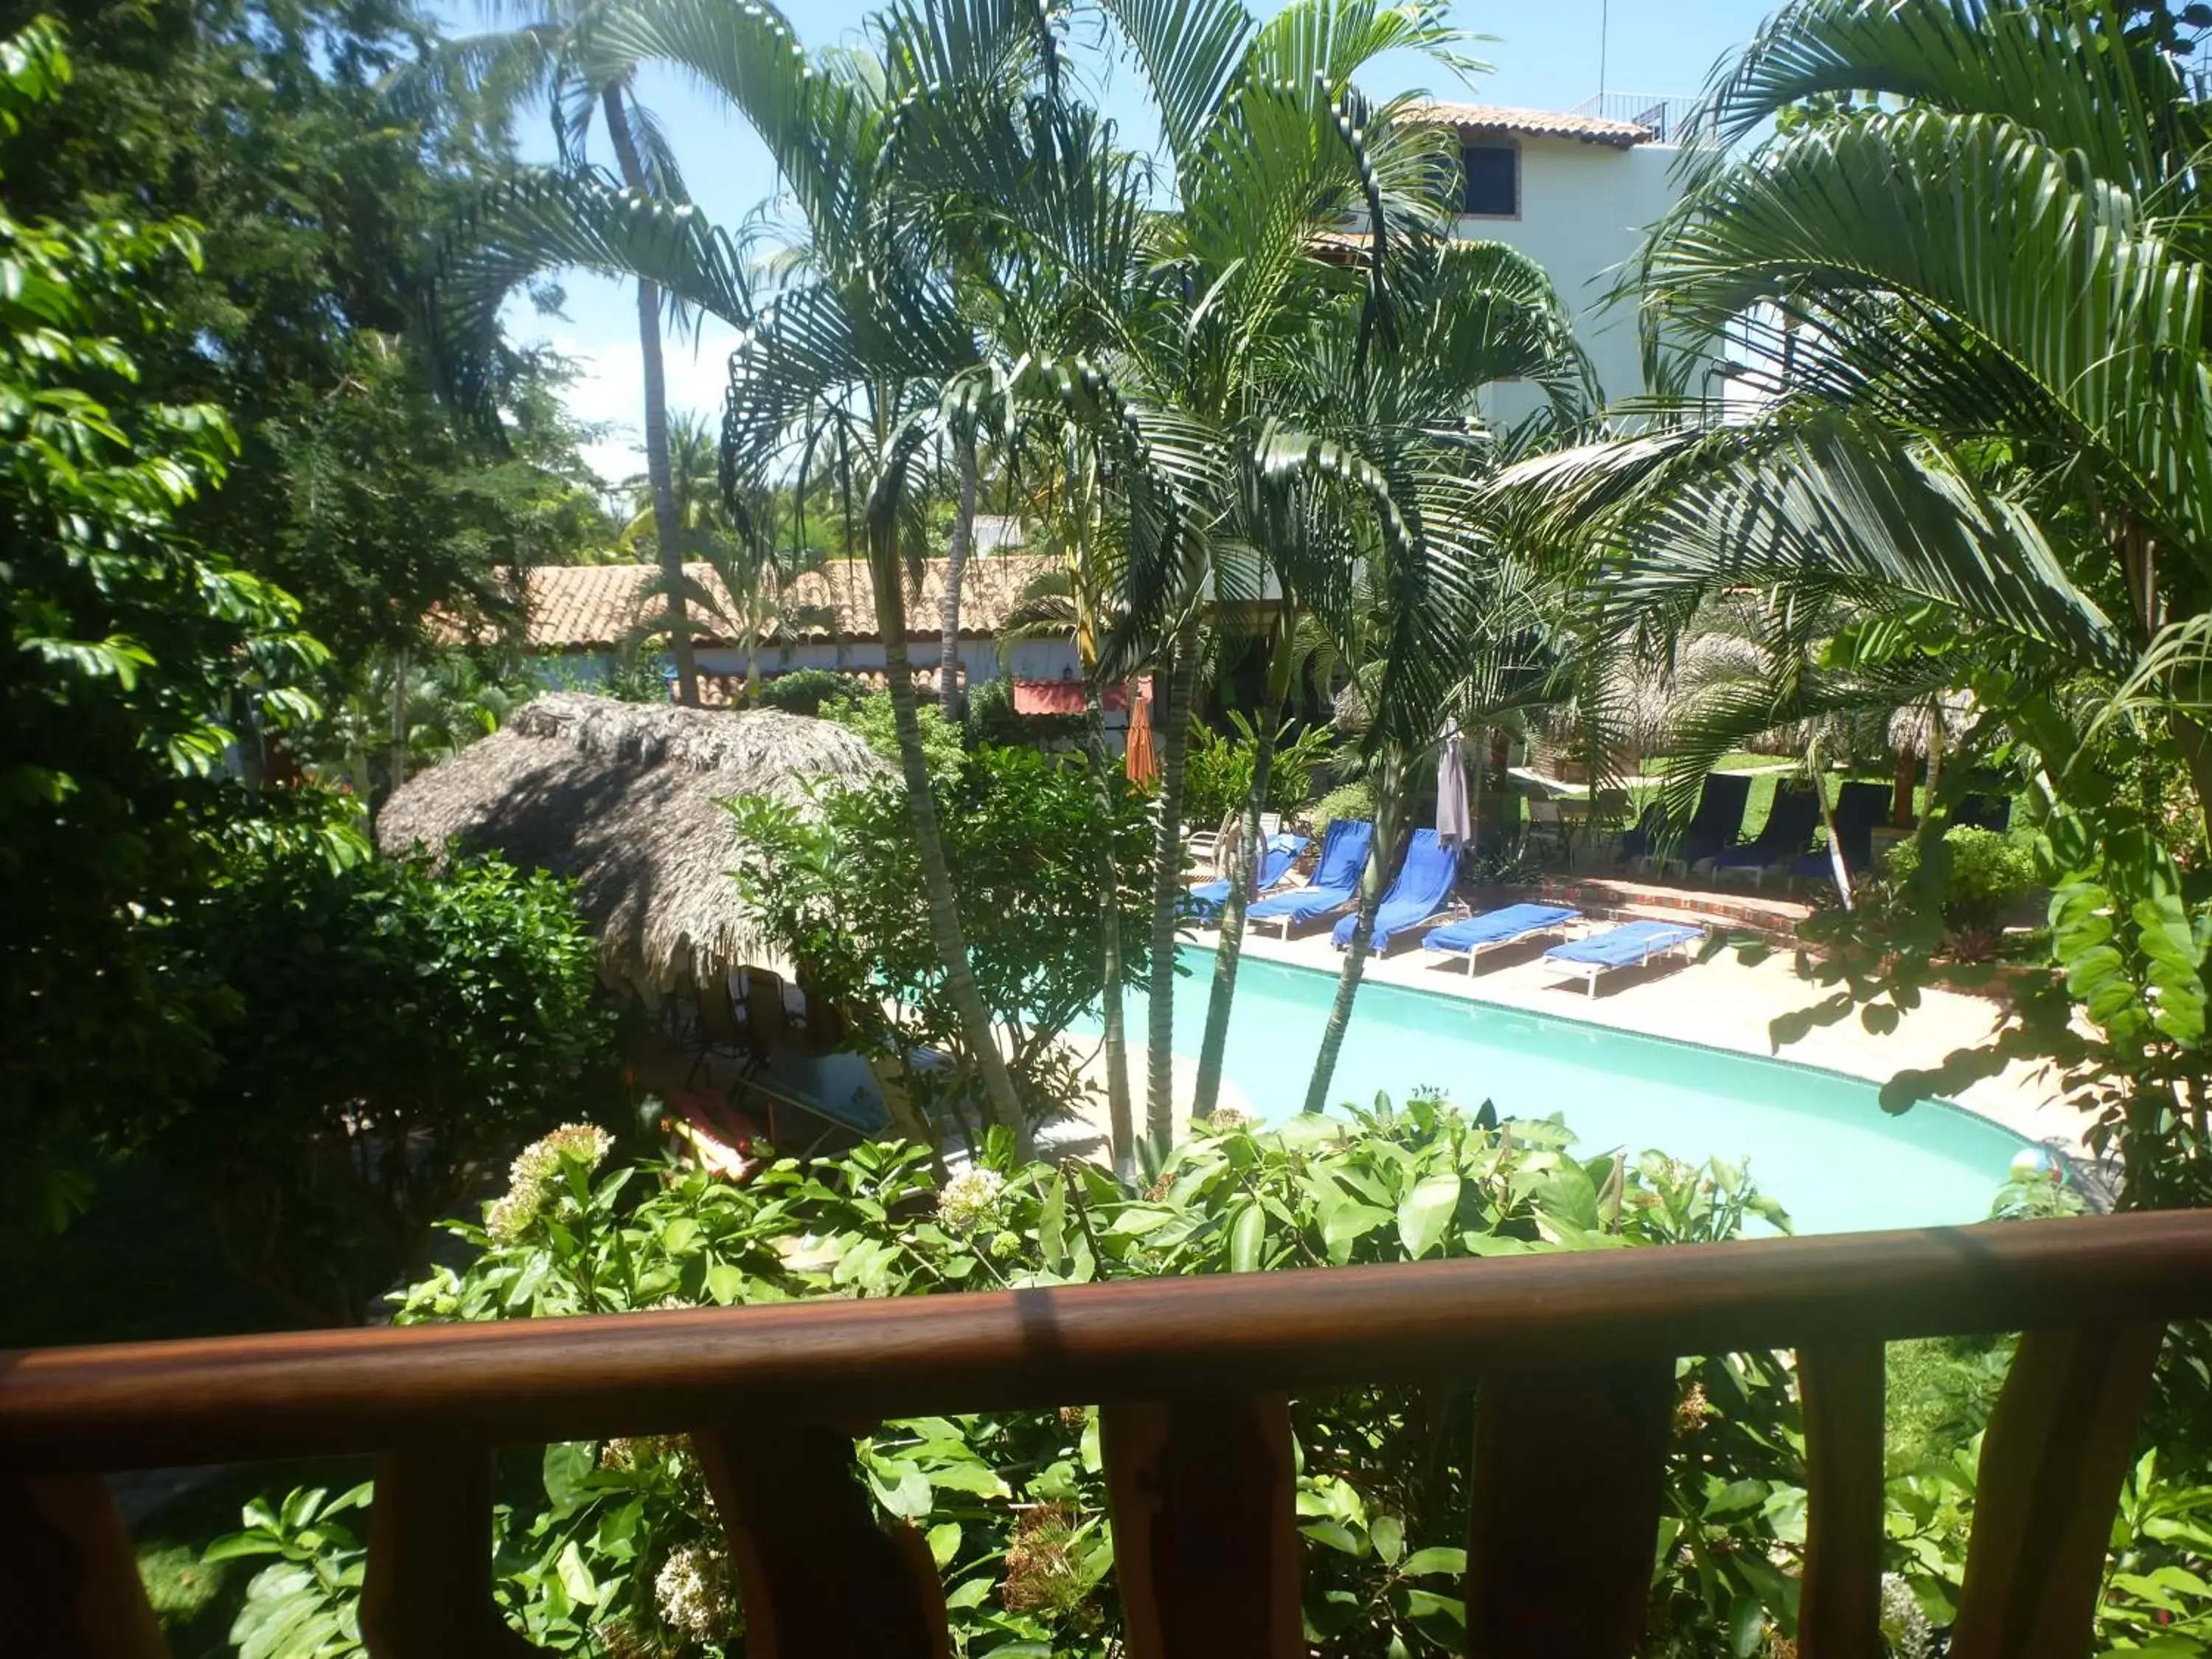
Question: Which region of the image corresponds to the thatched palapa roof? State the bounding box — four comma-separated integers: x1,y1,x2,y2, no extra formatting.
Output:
377,693,891,990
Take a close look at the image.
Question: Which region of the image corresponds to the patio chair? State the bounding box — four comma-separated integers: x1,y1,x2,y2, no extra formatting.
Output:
1668,773,1754,874
1789,781,1891,883
1955,792,2014,832
1422,902,1582,974
1526,798,1568,865
1248,818,1374,936
1331,828,1461,953
1615,804,1667,872
1708,782,1821,886
1185,832,1310,923
1543,919,1704,998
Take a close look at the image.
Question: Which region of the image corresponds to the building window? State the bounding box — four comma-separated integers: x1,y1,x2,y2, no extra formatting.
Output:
1461,139,1518,218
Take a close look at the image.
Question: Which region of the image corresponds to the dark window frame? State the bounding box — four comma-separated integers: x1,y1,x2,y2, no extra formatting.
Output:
1461,138,1520,219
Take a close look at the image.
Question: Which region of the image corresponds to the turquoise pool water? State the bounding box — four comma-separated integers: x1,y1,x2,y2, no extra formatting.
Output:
1097,945,2031,1236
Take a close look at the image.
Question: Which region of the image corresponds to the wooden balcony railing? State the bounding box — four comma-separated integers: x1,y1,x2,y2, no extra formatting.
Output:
5,1211,2212,1659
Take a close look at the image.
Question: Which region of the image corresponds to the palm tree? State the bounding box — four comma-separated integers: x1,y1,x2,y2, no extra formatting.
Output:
1081,0,1484,1152
618,412,839,694
1499,0,2212,843
388,0,705,703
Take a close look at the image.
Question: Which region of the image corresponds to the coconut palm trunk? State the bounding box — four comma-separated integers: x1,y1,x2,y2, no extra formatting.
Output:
1192,607,1296,1121
1303,753,1405,1116
1085,686,1135,1175
940,428,978,715
602,83,698,708
872,535,1030,1154
1144,626,1201,1156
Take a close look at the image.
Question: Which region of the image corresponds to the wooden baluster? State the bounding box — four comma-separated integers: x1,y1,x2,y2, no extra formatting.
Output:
360,1449,537,1659
1099,1394,1301,1659
1950,1322,2165,1659
1464,1360,1674,1659
1798,1342,1886,1659
0,1472,170,1658
693,1420,947,1659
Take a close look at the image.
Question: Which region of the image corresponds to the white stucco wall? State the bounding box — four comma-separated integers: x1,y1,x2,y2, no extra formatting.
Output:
1455,136,1684,422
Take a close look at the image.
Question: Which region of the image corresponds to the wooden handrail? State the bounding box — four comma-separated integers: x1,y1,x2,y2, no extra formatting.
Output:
4,1212,2211,1659
4,1212,2210,1472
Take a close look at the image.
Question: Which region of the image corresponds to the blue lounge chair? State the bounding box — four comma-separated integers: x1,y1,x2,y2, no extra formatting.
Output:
1331,828,1461,953
1186,832,1310,922
1669,773,1753,873
1422,902,1581,974
1544,919,1703,998
1789,781,1890,883
1248,818,1374,936
1709,783,1821,885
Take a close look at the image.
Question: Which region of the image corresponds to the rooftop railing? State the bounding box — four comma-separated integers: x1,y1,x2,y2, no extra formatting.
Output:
1568,92,1698,144
5,1211,2211,1657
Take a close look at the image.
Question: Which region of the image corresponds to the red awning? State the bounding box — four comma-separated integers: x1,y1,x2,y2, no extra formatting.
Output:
1012,677,1149,715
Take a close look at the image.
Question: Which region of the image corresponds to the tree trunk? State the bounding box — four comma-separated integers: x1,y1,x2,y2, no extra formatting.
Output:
1891,746,1916,828
603,83,698,708
1815,765,1853,911
1144,629,1201,1158
874,538,1030,1154
941,428,978,717
1192,609,1296,1122
388,647,409,796
1304,756,1403,1117
1085,686,1135,1177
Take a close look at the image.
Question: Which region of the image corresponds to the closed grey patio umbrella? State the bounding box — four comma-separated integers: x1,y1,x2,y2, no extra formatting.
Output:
1436,721,1472,849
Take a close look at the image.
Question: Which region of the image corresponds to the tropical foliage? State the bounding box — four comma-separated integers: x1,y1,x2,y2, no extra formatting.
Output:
218,1105,2212,1658
728,743,1155,1141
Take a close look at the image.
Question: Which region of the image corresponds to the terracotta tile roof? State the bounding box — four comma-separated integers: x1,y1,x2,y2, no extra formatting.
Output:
502,555,1057,651
1405,99,1655,148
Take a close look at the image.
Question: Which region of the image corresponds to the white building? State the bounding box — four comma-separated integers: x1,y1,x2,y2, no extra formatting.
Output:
1406,96,1691,417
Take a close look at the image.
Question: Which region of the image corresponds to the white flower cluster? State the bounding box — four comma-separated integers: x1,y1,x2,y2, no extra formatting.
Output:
654,1543,734,1644
486,1122,615,1242
1879,1573,1933,1659
936,1166,1006,1234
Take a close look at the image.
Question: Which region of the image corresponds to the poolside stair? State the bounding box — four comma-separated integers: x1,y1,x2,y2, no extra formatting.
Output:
8,1215,2212,1658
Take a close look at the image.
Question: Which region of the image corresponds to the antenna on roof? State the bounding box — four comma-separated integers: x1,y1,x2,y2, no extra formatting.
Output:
1598,0,1610,97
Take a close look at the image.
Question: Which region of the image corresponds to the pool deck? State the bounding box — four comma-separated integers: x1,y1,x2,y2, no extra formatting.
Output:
1062,898,2083,1161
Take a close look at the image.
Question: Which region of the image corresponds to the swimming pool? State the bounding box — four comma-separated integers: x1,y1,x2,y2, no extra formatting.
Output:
1101,945,2031,1236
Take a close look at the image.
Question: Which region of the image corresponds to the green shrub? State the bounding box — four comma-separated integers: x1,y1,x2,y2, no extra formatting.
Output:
728,742,1155,1131
822,688,967,786
1885,826,2039,936
159,838,616,1321
1310,779,1376,832
230,1101,1795,1657
757,667,864,716
1183,713,1333,827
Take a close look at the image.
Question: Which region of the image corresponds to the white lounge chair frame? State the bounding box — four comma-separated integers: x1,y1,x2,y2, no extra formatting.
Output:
1543,927,1703,998
1430,914,1579,975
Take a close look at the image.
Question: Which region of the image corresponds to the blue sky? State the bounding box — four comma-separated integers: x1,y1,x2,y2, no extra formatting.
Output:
428,0,1778,487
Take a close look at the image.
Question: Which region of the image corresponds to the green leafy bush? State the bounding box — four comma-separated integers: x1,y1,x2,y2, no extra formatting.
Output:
158,838,616,1321
756,667,864,716
821,687,966,786
1885,827,2039,938
1183,712,1334,827
728,743,1154,1133
1311,779,1377,832
222,1100,1806,1657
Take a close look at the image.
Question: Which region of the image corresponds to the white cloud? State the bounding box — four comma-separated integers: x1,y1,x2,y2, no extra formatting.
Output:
506,276,742,496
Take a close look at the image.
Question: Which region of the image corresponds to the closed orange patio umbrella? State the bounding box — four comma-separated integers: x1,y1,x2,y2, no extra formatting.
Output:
1124,678,1157,787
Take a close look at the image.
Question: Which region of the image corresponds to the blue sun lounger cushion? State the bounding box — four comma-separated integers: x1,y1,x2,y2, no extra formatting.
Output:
1543,919,1703,996
1186,832,1310,921
1332,828,1461,951
1421,902,1580,971
1247,818,1374,931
